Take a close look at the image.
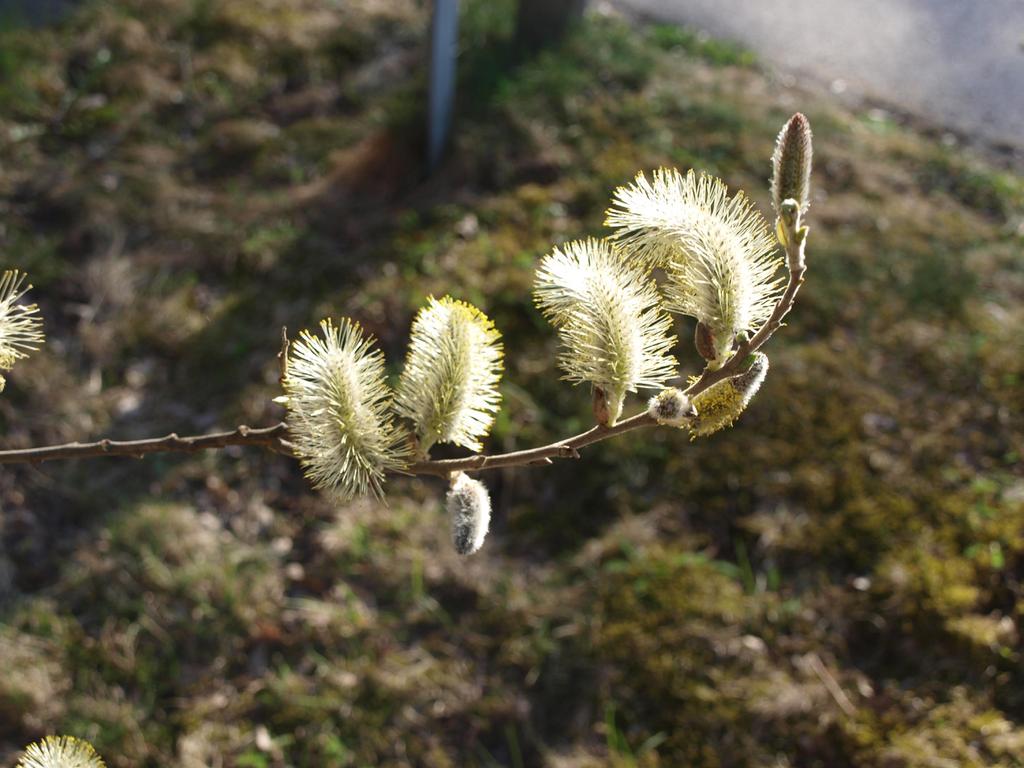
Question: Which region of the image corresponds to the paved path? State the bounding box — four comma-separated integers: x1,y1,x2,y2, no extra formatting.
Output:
616,0,1024,149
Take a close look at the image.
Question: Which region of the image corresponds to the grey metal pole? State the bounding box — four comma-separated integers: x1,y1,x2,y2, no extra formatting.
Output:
428,0,459,172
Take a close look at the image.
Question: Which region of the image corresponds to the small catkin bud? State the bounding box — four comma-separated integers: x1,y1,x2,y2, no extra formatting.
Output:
694,321,717,362
689,353,769,438
771,113,813,216
592,386,623,427
647,388,695,427
447,472,491,556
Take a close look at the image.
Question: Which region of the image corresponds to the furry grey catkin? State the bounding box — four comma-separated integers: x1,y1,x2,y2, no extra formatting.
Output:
647,388,695,427
446,472,491,555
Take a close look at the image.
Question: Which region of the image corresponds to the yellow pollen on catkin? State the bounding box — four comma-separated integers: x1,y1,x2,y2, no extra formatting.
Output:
17,735,106,768
395,296,503,454
689,353,769,438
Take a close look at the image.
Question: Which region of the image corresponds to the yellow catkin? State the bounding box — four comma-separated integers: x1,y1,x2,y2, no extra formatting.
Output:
0,269,45,378
283,318,409,499
689,353,769,438
395,296,503,453
17,735,106,768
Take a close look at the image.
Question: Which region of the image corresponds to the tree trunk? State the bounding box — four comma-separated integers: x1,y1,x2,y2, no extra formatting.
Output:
514,0,586,53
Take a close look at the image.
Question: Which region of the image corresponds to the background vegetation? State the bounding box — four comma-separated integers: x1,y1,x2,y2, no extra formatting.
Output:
1,0,1022,765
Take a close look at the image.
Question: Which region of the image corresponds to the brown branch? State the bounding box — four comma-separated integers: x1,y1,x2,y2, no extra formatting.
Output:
0,423,291,465
407,411,655,477
0,208,807,476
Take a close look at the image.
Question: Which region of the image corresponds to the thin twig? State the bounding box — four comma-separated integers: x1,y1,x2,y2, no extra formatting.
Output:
0,424,291,465
0,212,806,475
407,412,653,477
806,653,857,717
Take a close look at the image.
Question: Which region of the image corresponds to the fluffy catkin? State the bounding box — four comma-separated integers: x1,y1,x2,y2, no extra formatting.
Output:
605,169,782,362
395,296,503,453
689,353,769,437
447,472,491,555
0,270,45,391
533,238,677,424
282,318,409,499
647,388,695,427
17,736,106,768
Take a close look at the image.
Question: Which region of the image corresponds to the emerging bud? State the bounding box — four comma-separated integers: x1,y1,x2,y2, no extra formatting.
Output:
592,386,618,427
17,735,106,768
447,472,491,555
771,113,813,216
647,387,695,427
689,353,769,437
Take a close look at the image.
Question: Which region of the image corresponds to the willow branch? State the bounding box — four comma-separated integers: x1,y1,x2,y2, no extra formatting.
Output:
406,411,656,477
0,414,655,474
0,217,806,476
0,423,292,465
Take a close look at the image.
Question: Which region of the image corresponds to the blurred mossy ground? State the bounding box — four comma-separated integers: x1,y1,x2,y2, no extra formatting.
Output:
1,0,1022,766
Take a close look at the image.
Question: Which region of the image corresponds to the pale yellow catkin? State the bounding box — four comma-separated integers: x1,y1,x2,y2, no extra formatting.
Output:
689,353,769,437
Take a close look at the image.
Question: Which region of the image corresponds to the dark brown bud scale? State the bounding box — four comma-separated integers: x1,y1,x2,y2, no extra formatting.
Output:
694,321,717,361
592,387,612,426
